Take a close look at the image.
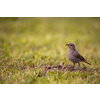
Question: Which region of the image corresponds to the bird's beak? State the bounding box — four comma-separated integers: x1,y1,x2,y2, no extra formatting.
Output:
65,44,69,46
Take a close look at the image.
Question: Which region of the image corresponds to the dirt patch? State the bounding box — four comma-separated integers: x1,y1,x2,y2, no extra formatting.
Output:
20,63,100,75
34,64,89,73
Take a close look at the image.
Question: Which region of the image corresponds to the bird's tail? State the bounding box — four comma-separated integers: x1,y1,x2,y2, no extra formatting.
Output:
84,61,91,65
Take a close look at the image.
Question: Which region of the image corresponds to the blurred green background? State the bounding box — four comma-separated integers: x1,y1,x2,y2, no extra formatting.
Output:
0,17,100,83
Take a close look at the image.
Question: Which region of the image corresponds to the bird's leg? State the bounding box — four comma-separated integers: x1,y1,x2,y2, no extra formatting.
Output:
78,62,80,70
78,62,80,67
73,62,75,67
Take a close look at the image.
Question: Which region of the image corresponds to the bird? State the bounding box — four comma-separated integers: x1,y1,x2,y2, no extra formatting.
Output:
65,43,91,67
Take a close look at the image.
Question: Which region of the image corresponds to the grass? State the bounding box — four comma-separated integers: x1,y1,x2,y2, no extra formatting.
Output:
0,17,100,84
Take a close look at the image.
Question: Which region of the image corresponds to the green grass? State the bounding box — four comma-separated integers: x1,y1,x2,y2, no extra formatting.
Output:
0,17,100,84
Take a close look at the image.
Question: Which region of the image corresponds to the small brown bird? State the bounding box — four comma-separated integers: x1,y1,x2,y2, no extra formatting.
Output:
65,43,91,67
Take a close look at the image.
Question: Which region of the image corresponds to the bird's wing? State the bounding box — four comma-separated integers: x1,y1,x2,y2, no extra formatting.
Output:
72,50,85,61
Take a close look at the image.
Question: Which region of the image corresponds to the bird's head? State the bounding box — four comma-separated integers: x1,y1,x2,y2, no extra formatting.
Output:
65,43,75,50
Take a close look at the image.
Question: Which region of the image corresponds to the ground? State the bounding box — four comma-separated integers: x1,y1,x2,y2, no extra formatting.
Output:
0,17,100,84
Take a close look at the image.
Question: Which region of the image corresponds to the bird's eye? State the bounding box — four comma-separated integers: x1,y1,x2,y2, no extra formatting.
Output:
70,45,72,46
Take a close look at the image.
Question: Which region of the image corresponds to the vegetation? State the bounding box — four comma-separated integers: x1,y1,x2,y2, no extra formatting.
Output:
0,17,100,84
